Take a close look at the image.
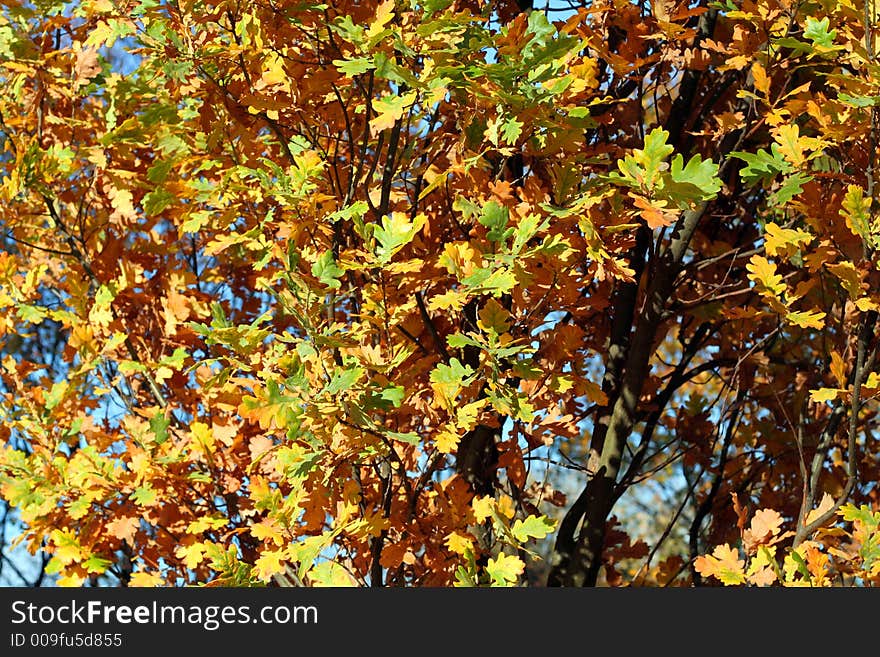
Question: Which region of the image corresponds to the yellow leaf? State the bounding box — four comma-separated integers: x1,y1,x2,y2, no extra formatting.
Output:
746,546,778,586
445,531,475,555
773,123,805,167
84,0,115,10
455,398,488,432
477,298,511,334
129,571,164,587
694,544,746,585
786,309,825,329
106,515,140,543
827,261,862,300
809,387,845,403
438,241,480,278
550,375,574,394
752,61,770,96
367,0,396,40
631,194,674,229
84,19,133,49
369,90,417,135
744,508,783,549
74,47,102,87
309,560,357,586
568,59,599,92
764,222,812,258
582,379,609,405
174,542,207,569
748,565,777,586
427,289,469,312
472,496,495,522
746,255,786,299
251,517,286,546
486,553,525,586
722,54,750,71
155,366,173,383
254,549,287,582
259,52,289,89
805,492,836,525
830,351,847,388
189,421,215,455
497,494,516,520
106,183,137,225
856,297,879,312
57,573,86,587
50,528,83,565
436,427,461,454
88,303,114,328
186,516,228,534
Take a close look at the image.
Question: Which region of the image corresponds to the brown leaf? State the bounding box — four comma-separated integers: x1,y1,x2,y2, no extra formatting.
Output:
748,566,777,586
106,516,140,543
805,492,835,526
75,48,101,87
732,492,749,532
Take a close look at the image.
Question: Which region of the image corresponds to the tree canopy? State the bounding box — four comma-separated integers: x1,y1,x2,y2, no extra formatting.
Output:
0,0,879,587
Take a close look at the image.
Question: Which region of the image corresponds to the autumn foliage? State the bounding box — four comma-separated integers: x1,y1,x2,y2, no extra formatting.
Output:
0,0,879,587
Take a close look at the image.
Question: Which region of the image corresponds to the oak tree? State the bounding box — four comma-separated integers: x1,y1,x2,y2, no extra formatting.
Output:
0,0,878,587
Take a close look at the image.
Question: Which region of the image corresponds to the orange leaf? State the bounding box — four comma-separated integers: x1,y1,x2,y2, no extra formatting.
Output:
106,516,140,543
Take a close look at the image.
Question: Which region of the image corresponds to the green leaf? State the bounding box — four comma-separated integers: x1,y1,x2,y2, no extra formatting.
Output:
311,250,345,289
44,381,67,411
486,553,525,586
803,16,837,50
370,90,418,134
511,515,556,543
478,201,513,242
512,213,548,254
431,358,475,386
83,554,113,574
447,332,482,349
771,173,812,205
838,93,879,108
771,36,812,55
147,159,174,184
840,185,871,242
142,188,175,217
289,535,331,579
364,384,405,410
839,504,880,530
615,127,674,191
664,153,721,203
326,366,364,395
328,200,369,224
333,57,375,76
501,116,523,145
385,430,420,445
478,267,518,296
309,560,356,586
526,10,555,43
150,411,170,445
84,18,136,49
373,212,426,263
416,0,454,16
18,304,47,324
67,496,91,520
131,485,157,506
159,347,189,369
730,145,794,185
430,357,476,405
788,550,812,581
179,210,212,235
